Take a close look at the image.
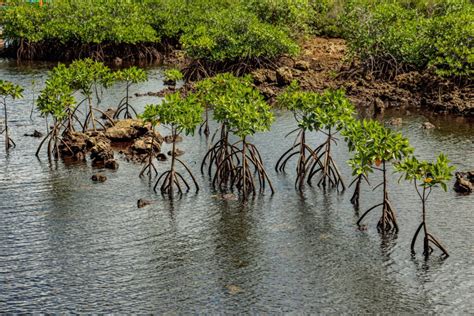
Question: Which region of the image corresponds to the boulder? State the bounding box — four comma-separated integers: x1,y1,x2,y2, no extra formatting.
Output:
90,138,113,164
374,97,385,114
59,132,89,159
156,153,168,161
101,108,116,120
422,122,436,129
105,119,149,142
276,67,293,86
454,171,474,194
131,135,162,155
387,117,403,126
24,130,43,138
294,60,310,71
91,173,107,182
137,199,152,208
104,159,119,170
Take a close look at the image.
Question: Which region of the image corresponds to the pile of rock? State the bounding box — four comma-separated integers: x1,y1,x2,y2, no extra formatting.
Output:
454,171,474,194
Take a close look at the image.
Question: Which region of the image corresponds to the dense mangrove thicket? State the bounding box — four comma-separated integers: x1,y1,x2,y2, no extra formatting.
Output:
1,0,472,80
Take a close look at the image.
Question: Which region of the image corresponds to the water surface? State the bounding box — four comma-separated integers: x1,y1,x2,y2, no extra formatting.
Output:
0,59,473,313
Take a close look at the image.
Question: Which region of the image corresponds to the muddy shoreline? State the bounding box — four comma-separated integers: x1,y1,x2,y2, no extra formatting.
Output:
2,37,472,117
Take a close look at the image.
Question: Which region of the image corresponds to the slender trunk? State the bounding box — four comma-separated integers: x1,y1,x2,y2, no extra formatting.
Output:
126,82,130,118
170,127,177,197
422,187,429,256
382,160,387,230
242,136,247,199
4,100,9,151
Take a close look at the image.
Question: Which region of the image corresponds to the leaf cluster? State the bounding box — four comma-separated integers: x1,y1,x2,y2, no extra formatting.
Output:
0,80,24,100
395,153,455,192
114,66,148,84
276,81,355,132
141,92,203,136
163,69,183,82
342,119,414,176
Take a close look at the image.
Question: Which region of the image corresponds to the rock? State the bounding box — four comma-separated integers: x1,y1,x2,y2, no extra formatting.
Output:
104,159,119,170
251,69,277,84
260,86,277,100
101,108,116,120
164,135,183,144
276,67,293,86
137,199,152,208
90,138,113,163
387,117,403,126
422,122,436,129
252,69,267,84
294,60,310,71
24,130,43,138
163,79,176,86
105,119,149,142
167,148,185,157
156,153,168,161
131,136,161,154
374,97,385,114
91,173,107,182
59,132,90,159
113,57,123,66
454,171,474,194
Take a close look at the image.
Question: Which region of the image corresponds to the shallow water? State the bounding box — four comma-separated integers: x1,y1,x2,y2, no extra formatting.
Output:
1,59,473,313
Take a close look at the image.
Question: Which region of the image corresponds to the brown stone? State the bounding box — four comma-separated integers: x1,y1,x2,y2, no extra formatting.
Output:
276,67,293,86
91,173,107,182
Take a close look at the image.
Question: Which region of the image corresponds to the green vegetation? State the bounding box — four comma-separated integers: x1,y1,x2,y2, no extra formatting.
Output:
343,119,413,233
342,0,474,79
276,82,355,190
114,66,148,119
141,92,202,197
163,68,183,86
195,73,274,198
1,0,472,80
0,80,23,151
396,153,455,258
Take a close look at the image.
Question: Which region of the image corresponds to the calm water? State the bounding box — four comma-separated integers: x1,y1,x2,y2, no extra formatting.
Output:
1,59,473,313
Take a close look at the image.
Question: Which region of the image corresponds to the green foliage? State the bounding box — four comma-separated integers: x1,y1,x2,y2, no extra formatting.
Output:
163,68,183,82
0,80,24,100
342,0,474,78
342,119,414,176
194,73,253,109
203,76,273,139
180,8,299,62
141,93,203,136
115,66,148,84
36,76,75,120
276,81,355,132
395,153,455,192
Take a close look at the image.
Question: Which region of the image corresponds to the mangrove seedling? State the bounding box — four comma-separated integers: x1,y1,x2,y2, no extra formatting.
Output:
138,105,161,179
114,66,148,119
348,120,413,233
50,59,115,131
342,119,371,208
0,80,24,151
163,68,183,86
213,82,275,199
276,82,355,191
35,76,76,159
395,153,455,258
143,92,203,197
197,74,254,186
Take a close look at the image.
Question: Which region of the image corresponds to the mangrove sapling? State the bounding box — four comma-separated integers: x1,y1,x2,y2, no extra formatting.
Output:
163,68,183,87
342,119,371,208
114,67,148,119
0,80,24,152
138,106,160,179
143,93,203,197
196,74,254,187
213,84,275,199
276,84,355,191
50,59,115,132
348,120,413,233
395,154,455,258
35,77,76,159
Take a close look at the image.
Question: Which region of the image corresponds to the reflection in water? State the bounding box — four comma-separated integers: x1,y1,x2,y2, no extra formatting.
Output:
0,60,473,313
